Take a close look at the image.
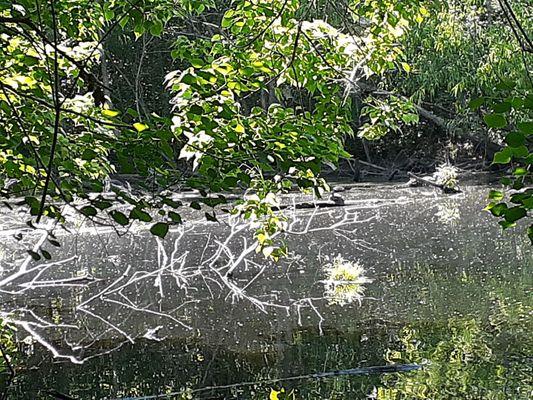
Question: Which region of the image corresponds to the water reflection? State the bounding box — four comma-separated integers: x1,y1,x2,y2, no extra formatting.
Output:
0,185,531,399
378,294,532,399
434,199,461,226
321,256,371,306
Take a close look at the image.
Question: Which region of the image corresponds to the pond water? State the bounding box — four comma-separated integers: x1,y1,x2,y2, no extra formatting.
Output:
0,184,531,399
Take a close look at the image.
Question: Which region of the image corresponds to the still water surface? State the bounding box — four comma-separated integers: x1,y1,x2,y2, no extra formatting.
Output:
0,184,531,399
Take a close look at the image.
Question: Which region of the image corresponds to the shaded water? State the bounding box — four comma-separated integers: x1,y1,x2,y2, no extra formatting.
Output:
0,184,531,399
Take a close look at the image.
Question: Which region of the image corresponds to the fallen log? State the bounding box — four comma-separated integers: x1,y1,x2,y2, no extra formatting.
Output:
359,160,387,171
354,82,501,156
407,172,461,193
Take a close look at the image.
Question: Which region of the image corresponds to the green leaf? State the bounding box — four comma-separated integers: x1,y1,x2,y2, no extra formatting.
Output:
48,238,61,247
205,212,217,222
495,80,516,90
189,105,204,115
488,203,507,217
488,190,504,201
150,20,164,36
41,249,52,260
130,207,152,222
505,132,525,147
221,16,233,28
93,200,113,210
202,197,226,207
80,206,97,217
110,210,129,226
119,15,129,29
492,148,512,164
150,222,169,238
27,250,41,261
401,113,419,124
190,201,201,210
501,177,512,185
104,10,115,21
24,196,40,215
491,101,511,113
81,149,97,161
191,59,204,68
523,197,533,209
169,211,182,224
221,176,239,189
162,198,182,209
499,220,516,229
504,206,526,223
126,108,139,117
513,167,528,176
468,97,484,110
483,113,507,129
511,145,528,158
517,121,533,135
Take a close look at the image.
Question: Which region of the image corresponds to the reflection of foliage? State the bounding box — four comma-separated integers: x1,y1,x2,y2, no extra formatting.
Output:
270,388,295,400
0,320,17,390
322,256,371,306
377,296,533,399
435,200,460,226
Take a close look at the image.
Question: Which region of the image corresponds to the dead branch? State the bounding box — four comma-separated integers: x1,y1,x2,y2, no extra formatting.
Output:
407,172,461,193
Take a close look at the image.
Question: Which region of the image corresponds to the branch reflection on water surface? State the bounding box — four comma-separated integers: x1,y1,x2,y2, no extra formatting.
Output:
0,197,407,363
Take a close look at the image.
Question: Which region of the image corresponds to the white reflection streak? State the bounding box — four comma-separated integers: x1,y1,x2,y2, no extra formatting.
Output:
0,194,393,361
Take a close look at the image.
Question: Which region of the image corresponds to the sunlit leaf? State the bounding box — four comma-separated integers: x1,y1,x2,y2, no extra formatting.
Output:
133,123,149,132
102,109,120,118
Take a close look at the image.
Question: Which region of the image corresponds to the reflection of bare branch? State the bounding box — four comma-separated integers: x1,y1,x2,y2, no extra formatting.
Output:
0,197,392,362
0,309,78,329
0,221,56,289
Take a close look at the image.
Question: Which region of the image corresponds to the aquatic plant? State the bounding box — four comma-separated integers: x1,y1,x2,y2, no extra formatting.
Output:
433,164,459,190
322,256,372,306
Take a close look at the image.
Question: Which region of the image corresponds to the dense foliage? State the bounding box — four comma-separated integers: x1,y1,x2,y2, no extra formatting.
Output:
0,0,531,246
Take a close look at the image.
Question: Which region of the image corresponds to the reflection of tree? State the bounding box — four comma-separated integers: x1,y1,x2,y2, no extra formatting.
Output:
0,321,16,398
7,325,388,399
0,198,398,365
376,295,532,399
